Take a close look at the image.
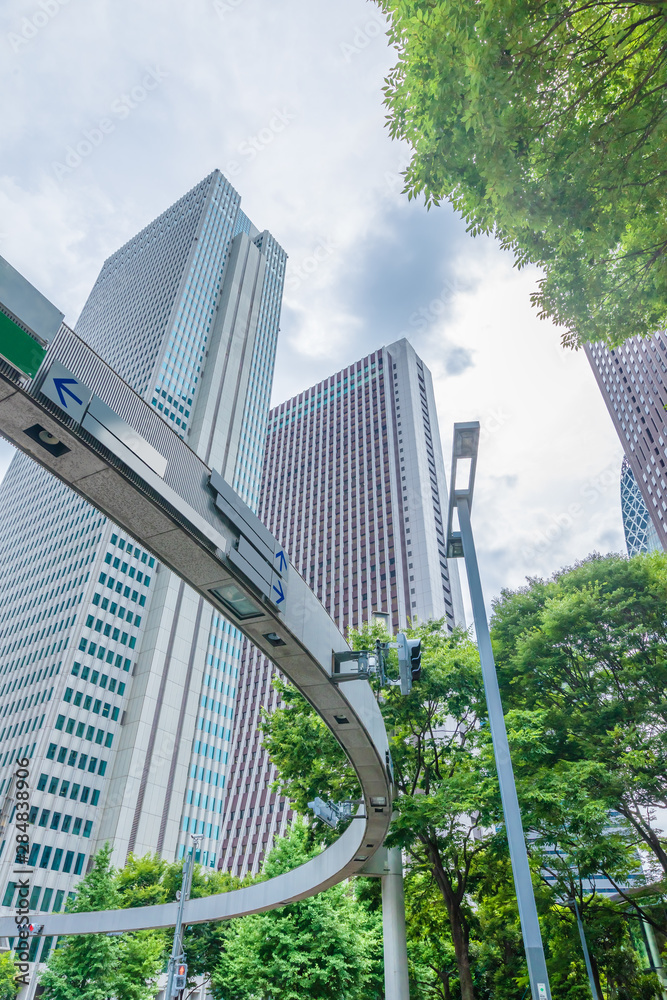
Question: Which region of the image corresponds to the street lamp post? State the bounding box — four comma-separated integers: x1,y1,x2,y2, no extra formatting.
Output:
446,422,552,1000
165,834,203,998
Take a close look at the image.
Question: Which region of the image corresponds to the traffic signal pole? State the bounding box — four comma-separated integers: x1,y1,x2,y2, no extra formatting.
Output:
165,835,202,998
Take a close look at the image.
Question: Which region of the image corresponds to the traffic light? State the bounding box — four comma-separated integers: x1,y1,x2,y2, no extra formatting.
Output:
397,633,423,694
408,638,422,683
397,633,411,695
173,963,187,993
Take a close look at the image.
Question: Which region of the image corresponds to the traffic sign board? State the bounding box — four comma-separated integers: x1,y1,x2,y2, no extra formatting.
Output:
41,361,92,423
0,309,47,378
272,578,285,605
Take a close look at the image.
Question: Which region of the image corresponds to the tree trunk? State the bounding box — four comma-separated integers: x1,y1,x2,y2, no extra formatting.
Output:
590,952,604,1000
426,844,477,1000
437,967,452,1000
448,903,476,1000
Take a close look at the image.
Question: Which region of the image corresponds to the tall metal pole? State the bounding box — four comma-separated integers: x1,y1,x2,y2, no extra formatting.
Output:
382,846,411,1000
571,899,600,1000
457,497,552,1000
165,835,201,998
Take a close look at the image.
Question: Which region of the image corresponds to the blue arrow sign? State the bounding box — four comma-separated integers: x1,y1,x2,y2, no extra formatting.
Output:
272,580,285,605
275,550,287,573
54,377,83,409
42,362,93,423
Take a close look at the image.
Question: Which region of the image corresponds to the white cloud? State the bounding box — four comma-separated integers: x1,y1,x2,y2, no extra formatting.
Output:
0,0,626,614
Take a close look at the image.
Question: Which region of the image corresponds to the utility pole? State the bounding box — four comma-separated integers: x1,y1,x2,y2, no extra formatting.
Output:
165,834,203,998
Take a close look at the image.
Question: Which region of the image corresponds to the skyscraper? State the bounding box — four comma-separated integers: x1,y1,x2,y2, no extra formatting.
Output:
586,335,667,552
620,457,662,556
0,170,286,940
218,338,464,876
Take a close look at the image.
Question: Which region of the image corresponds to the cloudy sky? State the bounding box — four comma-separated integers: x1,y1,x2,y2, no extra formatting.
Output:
0,0,625,616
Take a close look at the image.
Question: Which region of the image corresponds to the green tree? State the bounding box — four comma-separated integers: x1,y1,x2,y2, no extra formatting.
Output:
211,821,382,1000
113,932,165,1000
403,869,461,1000
263,622,507,1000
38,843,122,1000
0,952,20,1000
116,849,242,995
376,0,667,347
491,551,667,895
38,846,167,1000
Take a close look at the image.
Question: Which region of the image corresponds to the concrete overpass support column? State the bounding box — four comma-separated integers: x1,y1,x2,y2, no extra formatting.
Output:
382,847,410,1000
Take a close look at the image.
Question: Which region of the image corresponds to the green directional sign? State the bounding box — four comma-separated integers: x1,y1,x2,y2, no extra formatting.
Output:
0,309,47,377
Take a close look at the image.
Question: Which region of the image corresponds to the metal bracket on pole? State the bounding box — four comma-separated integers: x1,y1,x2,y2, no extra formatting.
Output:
332,650,371,682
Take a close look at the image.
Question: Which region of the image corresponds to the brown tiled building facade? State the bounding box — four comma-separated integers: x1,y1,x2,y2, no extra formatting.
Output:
218,338,463,875
586,334,667,550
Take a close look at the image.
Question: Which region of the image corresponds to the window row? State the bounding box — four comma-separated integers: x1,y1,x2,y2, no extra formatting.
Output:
1,881,71,914
84,616,138,648
33,806,94,836
182,816,220,839
89,596,141,626
37,769,101,801
98,571,148,606
200,695,233,718
16,843,86,874
197,716,231,742
45,744,107,775
103,553,152,587
54,715,114,747
77,637,133,670
186,788,224,811
108,534,155,567
63,689,120,720
190,763,226,787
193,740,228,764
71,661,126,694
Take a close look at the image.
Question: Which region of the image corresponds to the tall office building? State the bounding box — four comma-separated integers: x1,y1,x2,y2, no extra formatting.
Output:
0,170,286,943
218,338,464,876
586,335,667,552
620,457,662,556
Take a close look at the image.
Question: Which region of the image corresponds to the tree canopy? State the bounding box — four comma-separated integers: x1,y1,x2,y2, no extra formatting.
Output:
264,622,510,1000
211,821,383,1000
263,613,665,999
37,845,239,1000
376,0,667,347
492,551,667,889
0,953,19,1000
37,844,165,1000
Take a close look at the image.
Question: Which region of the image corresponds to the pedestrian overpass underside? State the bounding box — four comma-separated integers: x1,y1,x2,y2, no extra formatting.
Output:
0,312,392,937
